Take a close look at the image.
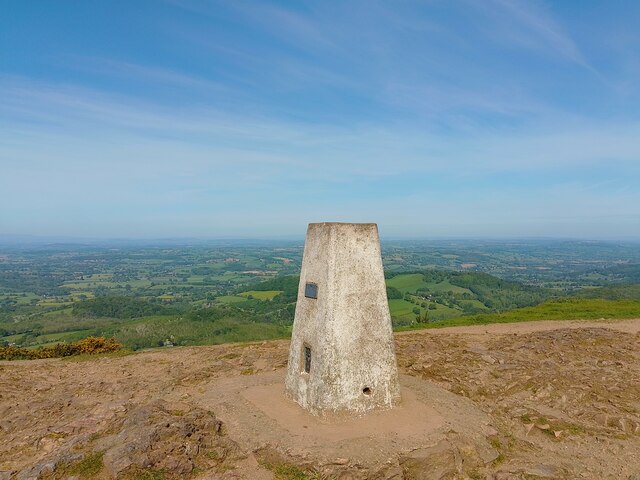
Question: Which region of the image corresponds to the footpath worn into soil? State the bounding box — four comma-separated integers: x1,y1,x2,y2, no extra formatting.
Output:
1,318,639,479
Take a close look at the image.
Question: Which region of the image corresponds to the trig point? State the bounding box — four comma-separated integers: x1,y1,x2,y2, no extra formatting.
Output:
285,222,401,415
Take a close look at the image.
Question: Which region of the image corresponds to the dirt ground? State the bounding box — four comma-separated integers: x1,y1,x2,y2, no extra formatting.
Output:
1,318,639,479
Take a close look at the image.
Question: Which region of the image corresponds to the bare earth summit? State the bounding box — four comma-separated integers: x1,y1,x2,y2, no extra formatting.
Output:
1,318,640,480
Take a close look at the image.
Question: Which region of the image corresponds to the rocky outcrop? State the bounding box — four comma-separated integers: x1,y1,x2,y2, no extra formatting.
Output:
13,400,243,479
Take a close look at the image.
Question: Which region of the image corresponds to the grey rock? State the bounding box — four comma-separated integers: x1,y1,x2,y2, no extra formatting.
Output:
15,453,82,480
400,441,457,480
524,464,560,478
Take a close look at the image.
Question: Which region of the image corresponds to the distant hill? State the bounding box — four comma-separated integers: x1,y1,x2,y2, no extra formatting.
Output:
574,283,640,301
384,270,552,326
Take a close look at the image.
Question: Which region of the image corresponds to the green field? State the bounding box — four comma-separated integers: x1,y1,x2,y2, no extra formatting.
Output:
386,273,472,295
2,241,640,353
63,274,120,289
424,279,470,294
31,329,96,343
388,299,420,320
239,290,283,300
0,292,39,306
389,298,463,325
386,273,428,293
215,295,248,304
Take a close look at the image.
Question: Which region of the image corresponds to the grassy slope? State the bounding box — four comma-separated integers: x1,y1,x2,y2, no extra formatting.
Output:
5,298,640,351
108,315,288,348
389,298,461,322
386,273,471,294
386,274,427,293
574,284,640,300
400,298,640,330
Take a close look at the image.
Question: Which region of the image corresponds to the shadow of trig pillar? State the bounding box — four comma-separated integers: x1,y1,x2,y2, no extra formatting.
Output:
285,222,401,415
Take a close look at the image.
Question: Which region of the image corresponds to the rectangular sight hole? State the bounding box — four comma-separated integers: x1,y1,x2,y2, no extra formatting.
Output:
304,346,311,373
304,282,318,299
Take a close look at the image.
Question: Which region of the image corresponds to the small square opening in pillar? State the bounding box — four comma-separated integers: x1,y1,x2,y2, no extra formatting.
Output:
304,282,318,299
303,345,312,373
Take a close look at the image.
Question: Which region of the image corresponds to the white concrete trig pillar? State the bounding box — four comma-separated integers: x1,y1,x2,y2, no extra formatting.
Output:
285,222,401,415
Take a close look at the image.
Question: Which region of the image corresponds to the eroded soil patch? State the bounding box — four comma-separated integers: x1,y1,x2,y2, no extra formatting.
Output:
1,319,639,479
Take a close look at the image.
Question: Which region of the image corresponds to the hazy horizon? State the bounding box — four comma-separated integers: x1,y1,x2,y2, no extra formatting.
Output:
1,231,639,247
2,2,639,239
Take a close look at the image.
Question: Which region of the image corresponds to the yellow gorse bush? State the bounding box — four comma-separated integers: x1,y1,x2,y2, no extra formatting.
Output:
75,336,121,354
0,336,122,360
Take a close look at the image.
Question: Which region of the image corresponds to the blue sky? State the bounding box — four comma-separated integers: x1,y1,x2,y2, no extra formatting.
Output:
1,1,639,239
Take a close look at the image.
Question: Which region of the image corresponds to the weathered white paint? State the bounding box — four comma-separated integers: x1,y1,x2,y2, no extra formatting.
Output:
285,222,401,415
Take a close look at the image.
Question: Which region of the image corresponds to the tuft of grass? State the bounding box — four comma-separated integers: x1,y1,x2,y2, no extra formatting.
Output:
206,450,221,460
46,451,105,479
489,436,502,450
520,413,585,438
468,470,485,480
120,468,165,480
488,436,506,465
564,423,586,435
261,462,320,480
68,452,104,477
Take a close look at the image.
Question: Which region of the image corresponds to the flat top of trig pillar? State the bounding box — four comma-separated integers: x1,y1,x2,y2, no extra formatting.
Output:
308,222,378,228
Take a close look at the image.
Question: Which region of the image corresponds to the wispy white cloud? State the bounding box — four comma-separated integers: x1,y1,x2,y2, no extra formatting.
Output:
68,56,230,92
167,0,336,51
229,2,336,51
2,75,639,184
382,81,554,122
470,0,591,68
